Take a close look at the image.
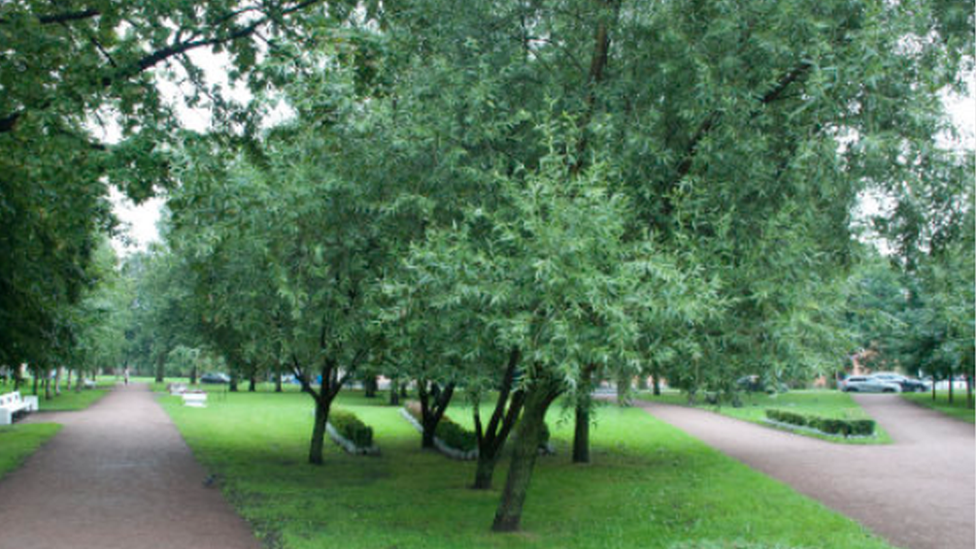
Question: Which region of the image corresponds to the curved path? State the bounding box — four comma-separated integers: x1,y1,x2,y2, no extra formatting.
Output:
0,383,261,549
637,395,974,549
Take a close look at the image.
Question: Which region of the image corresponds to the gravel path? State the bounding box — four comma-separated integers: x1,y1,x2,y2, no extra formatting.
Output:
637,394,974,549
0,383,262,549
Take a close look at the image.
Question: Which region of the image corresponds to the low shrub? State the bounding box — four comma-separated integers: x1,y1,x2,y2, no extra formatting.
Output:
404,401,476,452
329,409,373,448
435,418,477,452
765,409,874,438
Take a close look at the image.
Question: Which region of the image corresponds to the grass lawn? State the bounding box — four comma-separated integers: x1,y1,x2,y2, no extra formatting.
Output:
638,390,891,444
160,390,893,549
1,379,111,412
902,391,975,423
0,423,62,481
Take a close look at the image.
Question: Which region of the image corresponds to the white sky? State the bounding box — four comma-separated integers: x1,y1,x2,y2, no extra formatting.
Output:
109,54,976,258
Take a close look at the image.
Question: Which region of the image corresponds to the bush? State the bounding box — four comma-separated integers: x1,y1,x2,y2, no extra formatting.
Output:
404,401,477,452
765,409,875,438
435,418,477,452
329,409,374,448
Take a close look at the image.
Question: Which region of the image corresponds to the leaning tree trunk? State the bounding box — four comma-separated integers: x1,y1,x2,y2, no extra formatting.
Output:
473,348,524,490
309,396,332,465
491,377,561,532
418,381,456,449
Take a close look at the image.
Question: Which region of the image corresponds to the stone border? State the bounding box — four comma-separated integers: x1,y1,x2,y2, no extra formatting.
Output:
761,418,877,440
326,422,381,456
399,407,478,460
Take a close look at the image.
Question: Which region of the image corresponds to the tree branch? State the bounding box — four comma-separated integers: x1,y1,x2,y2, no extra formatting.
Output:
37,9,101,25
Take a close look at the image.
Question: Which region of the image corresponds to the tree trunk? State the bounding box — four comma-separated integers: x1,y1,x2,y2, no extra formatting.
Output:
364,375,378,398
473,348,524,490
932,375,937,401
652,374,661,396
309,397,331,465
967,375,973,410
75,370,83,392
54,367,62,396
418,381,456,449
65,369,72,391
492,378,560,532
189,365,198,385
473,455,500,490
573,403,590,464
248,372,257,392
155,353,165,383
229,371,239,392
389,377,400,406
44,372,51,400
573,363,596,464
275,364,283,393
948,374,954,404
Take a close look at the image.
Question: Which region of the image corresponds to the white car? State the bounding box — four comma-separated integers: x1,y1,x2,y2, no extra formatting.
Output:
840,376,901,393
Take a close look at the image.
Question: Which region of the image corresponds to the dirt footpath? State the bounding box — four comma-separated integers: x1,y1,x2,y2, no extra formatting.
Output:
0,383,262,549
637,395,974,549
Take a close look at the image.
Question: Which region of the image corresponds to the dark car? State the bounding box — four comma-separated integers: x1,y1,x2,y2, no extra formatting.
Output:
199,372,231,384
869,372,928,393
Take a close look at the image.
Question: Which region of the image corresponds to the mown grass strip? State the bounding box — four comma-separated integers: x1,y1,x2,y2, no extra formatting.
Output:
160,390,895,549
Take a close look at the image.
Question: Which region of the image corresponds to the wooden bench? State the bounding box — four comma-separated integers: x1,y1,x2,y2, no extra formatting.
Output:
181,391,208,408
1,391,39,425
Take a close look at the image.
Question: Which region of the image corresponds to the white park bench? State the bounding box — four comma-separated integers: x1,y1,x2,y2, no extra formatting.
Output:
181,391,208,408
1,391,39,425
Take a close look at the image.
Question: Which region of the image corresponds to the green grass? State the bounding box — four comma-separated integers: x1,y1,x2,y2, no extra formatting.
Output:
0,423,62,480
638,390,891,444
902,391,975,423
160,390,894,549
1,379,111,412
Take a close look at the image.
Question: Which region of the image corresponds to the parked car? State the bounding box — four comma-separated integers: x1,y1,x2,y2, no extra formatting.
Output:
199,372,231,384
839,376,901,393
869,372,928,393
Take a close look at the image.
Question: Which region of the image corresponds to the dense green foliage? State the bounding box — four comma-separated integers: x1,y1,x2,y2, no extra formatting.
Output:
3,0,972,533
329,409,374,449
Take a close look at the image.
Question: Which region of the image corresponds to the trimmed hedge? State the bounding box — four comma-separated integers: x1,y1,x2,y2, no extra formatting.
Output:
405,402,477,452
329,409,374,448
435,418,477,452
766,409,875,438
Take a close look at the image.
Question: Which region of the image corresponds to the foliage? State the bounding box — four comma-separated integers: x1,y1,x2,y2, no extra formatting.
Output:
329,409,374,449
766,409,876,437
